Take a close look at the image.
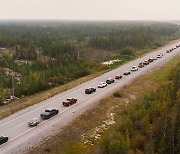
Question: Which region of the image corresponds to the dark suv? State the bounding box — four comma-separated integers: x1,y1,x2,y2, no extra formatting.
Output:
0,136,8,145
40,109,59,119
85,87,96,94
106,78,115,84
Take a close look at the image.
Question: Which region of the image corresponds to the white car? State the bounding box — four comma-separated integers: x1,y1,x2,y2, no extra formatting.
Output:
98,82,107,88
157,53,163,58
28,118,40,127
131,66,138,71
152,57,157,60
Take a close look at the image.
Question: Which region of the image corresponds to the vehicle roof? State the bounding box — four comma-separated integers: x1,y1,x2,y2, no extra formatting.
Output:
41,112,51,116
87,87,95,89
0,136,7,138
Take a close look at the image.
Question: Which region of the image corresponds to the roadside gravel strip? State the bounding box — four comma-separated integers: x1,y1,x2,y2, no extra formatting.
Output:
0,42,179,154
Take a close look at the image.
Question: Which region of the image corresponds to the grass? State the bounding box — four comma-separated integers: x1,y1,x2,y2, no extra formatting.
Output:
26,54,180,153
0,39,179,120
113,92,122,98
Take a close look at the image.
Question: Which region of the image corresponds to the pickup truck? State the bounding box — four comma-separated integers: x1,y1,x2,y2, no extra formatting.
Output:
0,136,8,145
40,109,59,119
63,98,77,106
85,87,96,94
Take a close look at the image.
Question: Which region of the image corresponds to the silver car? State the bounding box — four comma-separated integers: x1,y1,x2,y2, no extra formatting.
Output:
131,66,138,71
98,82,107,88
28,118,40,127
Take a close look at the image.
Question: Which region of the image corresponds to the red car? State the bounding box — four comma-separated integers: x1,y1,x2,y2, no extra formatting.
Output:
115,75,122,79
63,98,77,106
138,63,144,68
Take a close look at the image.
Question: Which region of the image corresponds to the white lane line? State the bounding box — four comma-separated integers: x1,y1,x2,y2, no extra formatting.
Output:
8,127,34,143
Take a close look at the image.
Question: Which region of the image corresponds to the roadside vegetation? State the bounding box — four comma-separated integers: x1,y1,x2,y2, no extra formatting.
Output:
0,21,179,105
27,55,180,154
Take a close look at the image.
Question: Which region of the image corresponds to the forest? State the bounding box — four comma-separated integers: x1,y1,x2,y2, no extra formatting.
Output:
0,20,179,103
99,62,180,154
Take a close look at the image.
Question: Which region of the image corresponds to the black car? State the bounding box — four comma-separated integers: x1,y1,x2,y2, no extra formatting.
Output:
124,71,131,75
106,78,115,84
85,87,96,94
148,58,153,63
41,109,59,119
0,136,8,145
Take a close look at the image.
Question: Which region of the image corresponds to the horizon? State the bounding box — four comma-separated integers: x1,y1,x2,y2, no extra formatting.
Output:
0,0,180,20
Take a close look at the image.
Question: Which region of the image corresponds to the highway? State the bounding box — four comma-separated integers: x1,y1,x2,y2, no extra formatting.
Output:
0,42,179,154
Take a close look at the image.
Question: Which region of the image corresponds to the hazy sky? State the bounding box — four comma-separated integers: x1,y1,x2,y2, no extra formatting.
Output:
0,0,179,20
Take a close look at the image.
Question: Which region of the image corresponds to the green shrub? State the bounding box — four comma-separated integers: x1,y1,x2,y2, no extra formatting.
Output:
113,92,122,98
44,147,51,153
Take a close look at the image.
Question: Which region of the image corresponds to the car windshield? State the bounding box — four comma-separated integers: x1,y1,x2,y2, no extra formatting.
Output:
42,112,50,115
45,109,53,112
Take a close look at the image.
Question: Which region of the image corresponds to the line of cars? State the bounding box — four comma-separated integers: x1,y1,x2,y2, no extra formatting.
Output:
28,108,59,127
1,44,179,146
84,44,179,96
28,98,79,127
85,78,115,94
166,45,180,53
28,99,78,126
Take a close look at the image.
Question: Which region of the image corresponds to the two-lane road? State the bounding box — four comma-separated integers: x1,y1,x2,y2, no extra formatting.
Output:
0,42,179,154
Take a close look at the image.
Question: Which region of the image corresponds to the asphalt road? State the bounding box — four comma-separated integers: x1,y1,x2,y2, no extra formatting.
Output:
0,42,179,154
